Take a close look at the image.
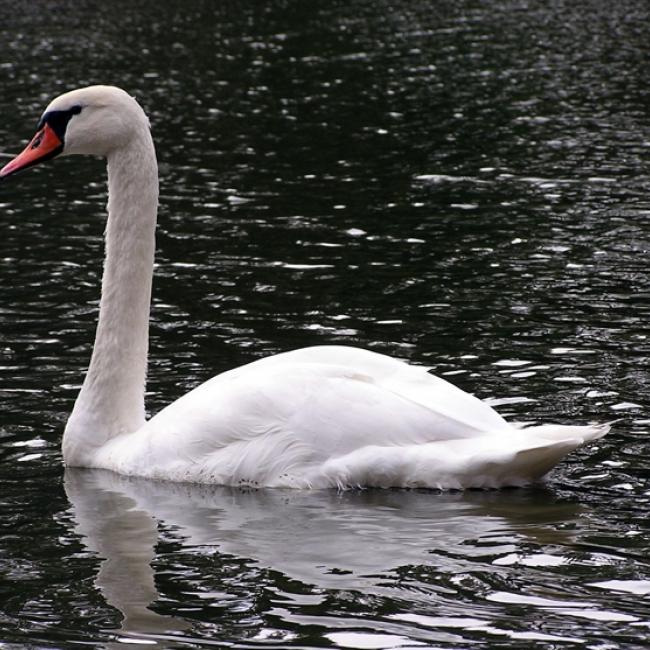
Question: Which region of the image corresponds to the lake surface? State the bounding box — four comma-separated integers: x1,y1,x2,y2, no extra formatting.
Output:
1,0,650,647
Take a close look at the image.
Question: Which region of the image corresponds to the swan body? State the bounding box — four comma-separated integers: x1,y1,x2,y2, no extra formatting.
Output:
94,344,608,488
0,86,609,489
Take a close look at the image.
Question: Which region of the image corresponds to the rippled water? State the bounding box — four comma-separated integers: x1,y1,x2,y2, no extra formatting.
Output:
1,0,650,647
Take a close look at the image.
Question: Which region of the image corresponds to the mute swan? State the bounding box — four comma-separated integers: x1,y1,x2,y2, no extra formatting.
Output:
0,86,609,489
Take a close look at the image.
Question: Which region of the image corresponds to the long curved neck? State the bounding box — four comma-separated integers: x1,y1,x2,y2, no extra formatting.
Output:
63,125,158,466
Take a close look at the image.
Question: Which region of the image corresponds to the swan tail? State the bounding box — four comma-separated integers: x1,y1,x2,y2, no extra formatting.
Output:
481,422,611,486
475,438,581,487
520,422,611,443
320,423,610,490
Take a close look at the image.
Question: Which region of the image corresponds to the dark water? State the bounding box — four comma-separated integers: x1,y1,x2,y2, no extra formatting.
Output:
1,0,650,647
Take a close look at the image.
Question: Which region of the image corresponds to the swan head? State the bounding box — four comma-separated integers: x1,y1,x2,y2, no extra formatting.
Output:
0,85,149,179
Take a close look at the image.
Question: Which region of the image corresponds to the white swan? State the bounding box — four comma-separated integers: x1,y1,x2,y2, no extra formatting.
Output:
0,86,609,489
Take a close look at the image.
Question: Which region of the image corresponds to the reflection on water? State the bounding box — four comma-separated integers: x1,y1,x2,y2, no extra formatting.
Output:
66,469,581,593
65,471,190,644
1,0,650,647
64,468,648,648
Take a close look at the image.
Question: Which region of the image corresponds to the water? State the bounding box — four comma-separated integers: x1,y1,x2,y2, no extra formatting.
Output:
1,0,650,647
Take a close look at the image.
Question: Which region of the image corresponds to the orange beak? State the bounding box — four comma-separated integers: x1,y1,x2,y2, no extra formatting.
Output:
0,123,63,179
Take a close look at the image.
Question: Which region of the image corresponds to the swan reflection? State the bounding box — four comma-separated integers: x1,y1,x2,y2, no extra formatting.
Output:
64,468,584,643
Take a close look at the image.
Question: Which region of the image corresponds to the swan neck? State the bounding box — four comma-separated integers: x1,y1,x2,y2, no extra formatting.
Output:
63,125,158,465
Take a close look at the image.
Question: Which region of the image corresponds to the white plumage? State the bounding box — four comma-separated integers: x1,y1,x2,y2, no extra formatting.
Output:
0,86,609,489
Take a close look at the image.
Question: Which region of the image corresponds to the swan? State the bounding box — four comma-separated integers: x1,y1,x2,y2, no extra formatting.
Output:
0,85,609,489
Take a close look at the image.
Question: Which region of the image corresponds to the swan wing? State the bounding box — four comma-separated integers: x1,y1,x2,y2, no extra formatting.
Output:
113,347,512,484
93,347,609,487
196,345,509,435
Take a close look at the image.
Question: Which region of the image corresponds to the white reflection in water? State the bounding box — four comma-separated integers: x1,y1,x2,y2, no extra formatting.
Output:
64,468,587,644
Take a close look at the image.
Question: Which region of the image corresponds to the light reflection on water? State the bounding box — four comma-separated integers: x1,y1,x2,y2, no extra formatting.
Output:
1,0,650,647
